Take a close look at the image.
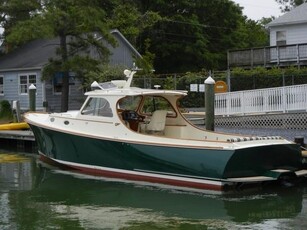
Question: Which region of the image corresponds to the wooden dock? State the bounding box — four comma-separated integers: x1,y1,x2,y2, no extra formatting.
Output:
0,130,35,141
0,130,36,153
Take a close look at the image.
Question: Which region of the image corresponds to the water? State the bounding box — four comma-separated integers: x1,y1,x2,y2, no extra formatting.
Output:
1,149,307,230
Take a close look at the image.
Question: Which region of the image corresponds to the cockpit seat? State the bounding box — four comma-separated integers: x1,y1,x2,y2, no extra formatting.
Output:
144,110,167,135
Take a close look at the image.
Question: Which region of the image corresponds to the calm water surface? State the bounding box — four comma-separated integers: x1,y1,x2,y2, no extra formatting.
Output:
1,149,307,230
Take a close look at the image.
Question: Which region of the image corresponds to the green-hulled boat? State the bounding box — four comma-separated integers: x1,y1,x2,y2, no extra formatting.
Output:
25,70,307,192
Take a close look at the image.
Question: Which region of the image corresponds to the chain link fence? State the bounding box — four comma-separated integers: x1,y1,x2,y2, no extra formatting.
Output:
132,72,307,108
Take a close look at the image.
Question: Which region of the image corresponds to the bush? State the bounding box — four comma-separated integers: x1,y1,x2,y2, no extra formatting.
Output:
0,100,13,120
230,66,307,91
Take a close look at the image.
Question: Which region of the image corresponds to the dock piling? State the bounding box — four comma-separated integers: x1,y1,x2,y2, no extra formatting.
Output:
29,84,36,111
205,76,216,131
12,100,21,122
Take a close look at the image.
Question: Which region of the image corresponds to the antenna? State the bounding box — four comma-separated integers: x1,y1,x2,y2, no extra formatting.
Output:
124,63,142,88
124,70,136,88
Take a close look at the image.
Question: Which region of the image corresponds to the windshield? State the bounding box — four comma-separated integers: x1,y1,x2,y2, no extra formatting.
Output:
81,97,113,117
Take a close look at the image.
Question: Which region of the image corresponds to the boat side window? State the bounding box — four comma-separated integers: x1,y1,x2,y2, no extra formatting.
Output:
117,96,142,111
141,96,176,116
81,97,113,117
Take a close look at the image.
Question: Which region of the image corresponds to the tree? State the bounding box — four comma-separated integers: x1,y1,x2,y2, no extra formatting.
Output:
135,0,255,73
231,17,269,49
107,0,161,73
0,0,41,50
6,0,116,112
275,0,307,12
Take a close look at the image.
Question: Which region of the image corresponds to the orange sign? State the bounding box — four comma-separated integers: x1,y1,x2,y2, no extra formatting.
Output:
214,81,227,93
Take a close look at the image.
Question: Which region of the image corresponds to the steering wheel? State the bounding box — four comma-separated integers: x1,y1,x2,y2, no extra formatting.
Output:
121,110,144,121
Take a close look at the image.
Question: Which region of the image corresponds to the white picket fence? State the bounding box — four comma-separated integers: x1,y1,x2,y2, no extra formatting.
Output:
215,84,307,116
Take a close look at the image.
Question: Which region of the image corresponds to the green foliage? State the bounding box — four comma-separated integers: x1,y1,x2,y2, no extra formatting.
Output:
5,16,54,48
258,17,275,26
137,0,269,73
275,0,307,12
83,64,128,89
141,96,173,114
0,100,13,120
3,0,272,77
2,0,281,110
230,66,307,91
107,1,161,45
233,19,269,48
176,72,206,108
163,76,176,90
231,66,307,78
6,0,116,111
0,0,42,48
108,4,140,43
134,39,155,74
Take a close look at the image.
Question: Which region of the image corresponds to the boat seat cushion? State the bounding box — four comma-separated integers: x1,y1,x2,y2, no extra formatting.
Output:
144,110,168,134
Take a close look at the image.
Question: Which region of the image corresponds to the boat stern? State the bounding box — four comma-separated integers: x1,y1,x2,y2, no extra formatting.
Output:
222,143,306,188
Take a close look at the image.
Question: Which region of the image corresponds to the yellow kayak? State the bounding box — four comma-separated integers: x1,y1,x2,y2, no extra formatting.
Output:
0,122,30,130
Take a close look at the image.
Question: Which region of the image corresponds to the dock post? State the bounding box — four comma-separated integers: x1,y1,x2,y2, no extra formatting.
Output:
205,76,216,131
29,84,36,111
12,100,21,122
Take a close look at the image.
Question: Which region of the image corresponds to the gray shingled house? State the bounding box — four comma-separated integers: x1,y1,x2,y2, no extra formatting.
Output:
0,29,141,112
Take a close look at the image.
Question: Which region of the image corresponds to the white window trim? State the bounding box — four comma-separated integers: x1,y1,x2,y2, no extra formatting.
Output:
18,73,37,95
276,31,287,46
0,75,4,95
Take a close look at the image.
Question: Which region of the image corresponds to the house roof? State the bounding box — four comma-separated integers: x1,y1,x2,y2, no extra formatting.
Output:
0,38,58,71
266,3,307,28
0,30,141,72
110,29,142,59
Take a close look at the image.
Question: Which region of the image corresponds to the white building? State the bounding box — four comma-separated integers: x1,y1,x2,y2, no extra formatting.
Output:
266,3,307,46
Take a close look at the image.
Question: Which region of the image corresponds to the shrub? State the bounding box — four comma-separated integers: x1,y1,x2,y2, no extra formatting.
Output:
0,100,13,120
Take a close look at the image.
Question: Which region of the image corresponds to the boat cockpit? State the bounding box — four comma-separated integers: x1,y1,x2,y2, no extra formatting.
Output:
117,94,180,135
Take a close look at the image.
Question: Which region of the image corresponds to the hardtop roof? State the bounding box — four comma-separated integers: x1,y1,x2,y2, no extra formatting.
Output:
85,87,187,97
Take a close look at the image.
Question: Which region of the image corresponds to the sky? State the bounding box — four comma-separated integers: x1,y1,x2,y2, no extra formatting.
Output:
232,0,282,20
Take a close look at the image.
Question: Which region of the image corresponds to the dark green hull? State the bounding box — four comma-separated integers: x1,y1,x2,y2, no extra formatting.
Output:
30,124,304,191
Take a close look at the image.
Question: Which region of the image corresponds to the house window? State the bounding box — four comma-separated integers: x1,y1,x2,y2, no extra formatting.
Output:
0,76,3,95
19,74,36,94
276,31,287,46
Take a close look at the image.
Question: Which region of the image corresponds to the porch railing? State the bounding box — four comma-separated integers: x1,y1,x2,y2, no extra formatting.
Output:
228,43,307,68
215,84,307,116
